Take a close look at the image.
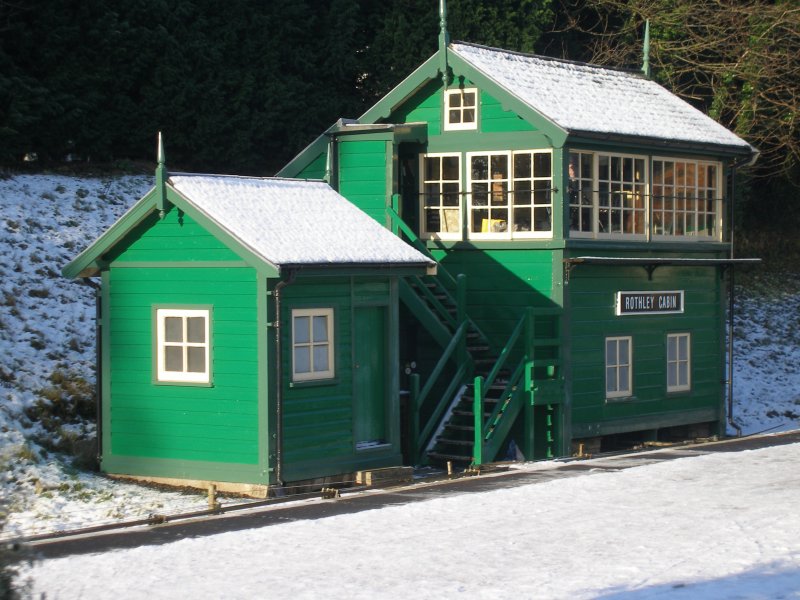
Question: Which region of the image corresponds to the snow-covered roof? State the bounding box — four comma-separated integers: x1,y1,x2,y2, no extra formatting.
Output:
451,42,754,152
168,174,433,268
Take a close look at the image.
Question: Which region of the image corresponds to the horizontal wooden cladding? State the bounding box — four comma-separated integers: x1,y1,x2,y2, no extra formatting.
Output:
107,265,261,465
113,393,256,411
390,79,442,134
480,91,536,133
112,207,242,263
112,431,257,464
568,264,724,428
281,276,393,471
431,247,557,348
297,152,327,180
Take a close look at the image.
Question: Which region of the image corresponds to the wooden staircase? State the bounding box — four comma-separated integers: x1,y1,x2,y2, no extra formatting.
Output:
387,206,563,467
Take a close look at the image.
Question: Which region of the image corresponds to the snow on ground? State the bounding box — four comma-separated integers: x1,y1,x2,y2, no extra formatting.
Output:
0,172,798,545
0,174,212,539
26,442,800,599
732,271,800,435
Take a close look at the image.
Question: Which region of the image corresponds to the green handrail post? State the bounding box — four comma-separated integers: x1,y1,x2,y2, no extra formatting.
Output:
473,375,484,466
409,373,421,464
524,306,535,394
390,194,401,235
456,274,467,367
386,206,458,289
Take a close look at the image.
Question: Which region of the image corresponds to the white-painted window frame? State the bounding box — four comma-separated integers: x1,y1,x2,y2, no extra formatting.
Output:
568,151,595,237
567,151,648,240
156,308,211,384
666,332,691,392
419,153,462,240
443,88,479,131
651,157,723,241
466,150,554,240
291,307,335,382
605,335,633,399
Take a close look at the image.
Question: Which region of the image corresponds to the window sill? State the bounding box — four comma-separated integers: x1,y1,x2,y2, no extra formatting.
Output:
154,380,214,388
289,377,340,389
605,395,636,404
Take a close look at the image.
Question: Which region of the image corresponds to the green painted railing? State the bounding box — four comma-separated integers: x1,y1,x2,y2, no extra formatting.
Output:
386,205,457,289
386,206,492,353
473,308,563,465
409,323,472,464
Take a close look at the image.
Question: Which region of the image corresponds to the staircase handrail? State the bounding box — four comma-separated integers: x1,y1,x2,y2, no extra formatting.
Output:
386,206,458,289
483,312,526,392
414,321,471,452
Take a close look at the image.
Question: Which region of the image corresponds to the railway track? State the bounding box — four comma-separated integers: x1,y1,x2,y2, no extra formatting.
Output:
18,428,800,559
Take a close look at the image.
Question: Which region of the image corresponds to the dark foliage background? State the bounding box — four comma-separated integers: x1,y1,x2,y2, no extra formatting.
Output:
1,0,796,253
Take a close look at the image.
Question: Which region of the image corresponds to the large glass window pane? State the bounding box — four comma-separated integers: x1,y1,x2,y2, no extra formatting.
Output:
442,156,459,180
472,156,488,180
514,153,531,178
534,153,551,177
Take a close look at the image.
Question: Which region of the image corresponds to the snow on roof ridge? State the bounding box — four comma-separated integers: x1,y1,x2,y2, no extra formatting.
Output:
450,41,643,76
451,41,752,151
169,172,326,185
167,173,434,267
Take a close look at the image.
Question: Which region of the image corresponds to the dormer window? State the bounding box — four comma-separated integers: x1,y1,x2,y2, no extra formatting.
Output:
444,88,478,131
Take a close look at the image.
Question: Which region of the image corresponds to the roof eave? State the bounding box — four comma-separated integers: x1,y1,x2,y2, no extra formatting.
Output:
61,187,158,280
566,129,757,160
279,262,437,277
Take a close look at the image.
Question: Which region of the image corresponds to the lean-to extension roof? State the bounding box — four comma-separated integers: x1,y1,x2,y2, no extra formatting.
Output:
168,174,433,268
450,42,754,154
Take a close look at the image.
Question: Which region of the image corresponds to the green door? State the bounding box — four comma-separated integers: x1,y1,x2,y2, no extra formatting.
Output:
354,306,387,446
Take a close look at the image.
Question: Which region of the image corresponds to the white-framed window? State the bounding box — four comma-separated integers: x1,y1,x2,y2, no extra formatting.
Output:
292,308,334,382
652,158,721,239
568,151,594,235
467,150,553,239
444,88,478,131
667,333,691,392
568,151,647,239
598,153,647,237
156,308,210,384
420,153,462,240
605,336,632,399
569,151,723,241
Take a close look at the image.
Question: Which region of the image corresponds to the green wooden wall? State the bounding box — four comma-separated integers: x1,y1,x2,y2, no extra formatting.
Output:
337,137,390,224
566,262,725,438
432,247,558,349
107,209,242,263
102,207,266,483
280,276,402,481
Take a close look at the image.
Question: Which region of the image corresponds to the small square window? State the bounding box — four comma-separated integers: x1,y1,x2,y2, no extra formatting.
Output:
156,308,211,383
292,308,334,382
667,333,691,392
444,88,478,131
606,336,632,399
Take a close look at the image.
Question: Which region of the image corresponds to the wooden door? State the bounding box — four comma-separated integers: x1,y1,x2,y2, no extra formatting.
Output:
353,306,387,446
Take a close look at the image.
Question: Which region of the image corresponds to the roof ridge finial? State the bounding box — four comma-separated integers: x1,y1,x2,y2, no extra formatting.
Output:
439,0,451,88
156,131,169,219
642,19,651,78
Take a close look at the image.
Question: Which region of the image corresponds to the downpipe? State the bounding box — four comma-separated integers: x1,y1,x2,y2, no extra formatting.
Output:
272,270,297,486
725,152,756,436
